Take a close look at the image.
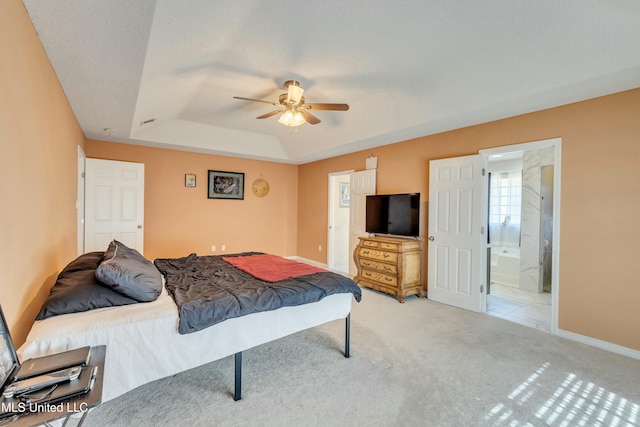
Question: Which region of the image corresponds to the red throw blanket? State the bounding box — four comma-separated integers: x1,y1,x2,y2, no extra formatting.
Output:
222,253,328,282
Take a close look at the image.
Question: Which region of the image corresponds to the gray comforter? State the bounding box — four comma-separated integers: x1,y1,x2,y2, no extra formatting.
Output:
154,253,362,334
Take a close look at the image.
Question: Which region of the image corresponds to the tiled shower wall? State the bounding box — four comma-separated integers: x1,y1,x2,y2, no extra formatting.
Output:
520,147,554,293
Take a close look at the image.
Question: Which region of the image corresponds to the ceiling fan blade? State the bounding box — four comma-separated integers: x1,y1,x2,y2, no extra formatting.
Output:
300,110,321,125
233,96,278,106
303,103,350,111
256,110,282,119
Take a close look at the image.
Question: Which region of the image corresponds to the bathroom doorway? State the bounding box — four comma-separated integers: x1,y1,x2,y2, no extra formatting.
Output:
327,171,353,274
484,144,556,332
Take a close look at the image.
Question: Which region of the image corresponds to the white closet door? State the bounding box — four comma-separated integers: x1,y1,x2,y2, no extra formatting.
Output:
348,169,376,276
84,158,145,254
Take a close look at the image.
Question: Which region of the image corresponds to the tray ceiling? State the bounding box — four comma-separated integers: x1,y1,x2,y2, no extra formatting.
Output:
23,0,640,164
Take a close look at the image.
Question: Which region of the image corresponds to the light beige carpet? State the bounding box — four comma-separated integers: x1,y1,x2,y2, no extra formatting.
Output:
83,289,640,426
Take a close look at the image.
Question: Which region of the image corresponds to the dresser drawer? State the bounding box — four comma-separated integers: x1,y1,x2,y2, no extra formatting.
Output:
357,247,398,264
359,258,398,275
361,269,398,286
361,240,379,248
361,240,399,251
379,242,399,250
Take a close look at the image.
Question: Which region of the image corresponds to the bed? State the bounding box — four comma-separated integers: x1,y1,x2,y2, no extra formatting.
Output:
17,242,361,402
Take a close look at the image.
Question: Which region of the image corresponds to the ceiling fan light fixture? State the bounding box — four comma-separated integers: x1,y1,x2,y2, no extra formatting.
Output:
291,110,305,126
278,108,305,127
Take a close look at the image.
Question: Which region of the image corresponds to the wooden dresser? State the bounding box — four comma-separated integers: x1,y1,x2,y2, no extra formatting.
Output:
353,235,422,303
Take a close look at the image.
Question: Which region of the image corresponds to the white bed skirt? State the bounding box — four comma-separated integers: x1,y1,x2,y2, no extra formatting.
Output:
18,290,353,402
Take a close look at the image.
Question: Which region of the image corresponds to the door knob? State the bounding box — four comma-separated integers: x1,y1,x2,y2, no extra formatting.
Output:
137,225,143,229
428,236,435,241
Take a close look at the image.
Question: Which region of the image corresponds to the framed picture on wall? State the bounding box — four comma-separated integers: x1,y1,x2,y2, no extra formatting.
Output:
340,182,350,207
185,173,196,187
208,170,244,199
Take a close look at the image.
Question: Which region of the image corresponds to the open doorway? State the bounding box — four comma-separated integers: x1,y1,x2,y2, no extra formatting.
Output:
77,145,86,256
327,171,352,274
426,139,560,333
484,144,557,332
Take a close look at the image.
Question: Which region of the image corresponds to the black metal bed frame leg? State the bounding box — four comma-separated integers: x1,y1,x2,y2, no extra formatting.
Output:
233,314,351,401
234,352,242,401
345,313,351,358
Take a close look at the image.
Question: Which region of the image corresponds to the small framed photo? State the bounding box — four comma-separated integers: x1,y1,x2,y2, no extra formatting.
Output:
339,182,350,207
185,174,196,188
208,170,244,200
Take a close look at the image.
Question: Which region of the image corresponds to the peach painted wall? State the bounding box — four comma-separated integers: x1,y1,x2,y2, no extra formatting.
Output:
85,141,298,260
298,88,640,352
0,0,86,345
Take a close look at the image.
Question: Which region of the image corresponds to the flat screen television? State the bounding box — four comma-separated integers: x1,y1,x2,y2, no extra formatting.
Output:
365,193,420,237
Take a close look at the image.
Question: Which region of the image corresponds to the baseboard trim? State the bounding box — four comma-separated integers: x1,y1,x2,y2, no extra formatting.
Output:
558,329,640,360
288,256,353,276
288,256,328,269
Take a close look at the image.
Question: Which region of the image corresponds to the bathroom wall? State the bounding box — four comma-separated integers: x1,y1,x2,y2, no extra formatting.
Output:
520,147,554,293
541,166,554,290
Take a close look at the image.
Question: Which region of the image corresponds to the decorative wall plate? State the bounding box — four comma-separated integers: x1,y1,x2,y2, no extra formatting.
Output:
252,178,270,197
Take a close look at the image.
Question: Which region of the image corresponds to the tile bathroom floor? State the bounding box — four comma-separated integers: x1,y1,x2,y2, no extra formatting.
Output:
487,283,552,332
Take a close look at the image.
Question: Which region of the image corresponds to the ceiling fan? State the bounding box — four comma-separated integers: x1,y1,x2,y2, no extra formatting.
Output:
233,80,349,127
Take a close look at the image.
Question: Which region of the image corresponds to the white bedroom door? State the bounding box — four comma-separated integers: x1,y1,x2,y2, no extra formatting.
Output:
348,169,376,276
427,155,484,312
84,158,145,254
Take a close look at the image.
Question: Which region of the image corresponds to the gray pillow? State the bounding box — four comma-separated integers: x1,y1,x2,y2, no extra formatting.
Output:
95,241,162,302
37,252,138,320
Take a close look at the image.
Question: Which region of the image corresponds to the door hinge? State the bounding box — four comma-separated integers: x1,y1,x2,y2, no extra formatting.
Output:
482,168,486,176
480,284,484,293
81,172,85,178
480,226,485,235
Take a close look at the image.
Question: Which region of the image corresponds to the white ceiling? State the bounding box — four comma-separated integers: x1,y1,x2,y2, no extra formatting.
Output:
23,0,640,164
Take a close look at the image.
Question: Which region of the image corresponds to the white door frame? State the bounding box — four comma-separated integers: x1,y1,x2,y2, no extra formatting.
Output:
77,146,86,256
480,137,562,334
327,170,354,272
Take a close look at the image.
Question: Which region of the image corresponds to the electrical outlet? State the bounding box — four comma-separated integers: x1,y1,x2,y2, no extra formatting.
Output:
221,245,226,251
212,245,216,252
